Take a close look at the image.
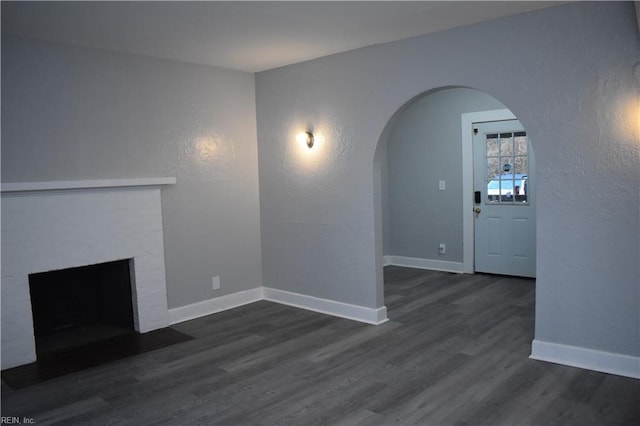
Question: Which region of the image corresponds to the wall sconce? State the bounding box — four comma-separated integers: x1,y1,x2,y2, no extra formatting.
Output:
296,131,315,149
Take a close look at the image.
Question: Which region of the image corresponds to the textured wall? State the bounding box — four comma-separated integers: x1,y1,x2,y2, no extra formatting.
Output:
1,37,263,309
384,87,505,262
256,2,639,357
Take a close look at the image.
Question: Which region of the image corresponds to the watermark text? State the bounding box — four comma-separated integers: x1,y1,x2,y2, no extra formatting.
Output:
1,417,35,424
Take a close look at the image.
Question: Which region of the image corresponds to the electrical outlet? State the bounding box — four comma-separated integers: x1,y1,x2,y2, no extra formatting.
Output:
439,242,446,254
212,276,220,290
439,180,446,191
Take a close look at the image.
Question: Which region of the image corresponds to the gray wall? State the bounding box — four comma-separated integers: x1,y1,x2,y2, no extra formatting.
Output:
256,2,639,357
1,37,263,309
384,87,505,261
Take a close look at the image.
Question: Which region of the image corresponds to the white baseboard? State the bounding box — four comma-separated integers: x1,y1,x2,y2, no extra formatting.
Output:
168,287,263,325
263,287,388,325
531,340,640,379
383,255,464,273
168,286,388,326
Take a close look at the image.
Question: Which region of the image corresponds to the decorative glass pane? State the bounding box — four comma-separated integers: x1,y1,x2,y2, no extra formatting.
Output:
486,137,499,157
514,156,528,176
514,136,528,156
500,134,513,156
487,176,500,203
487,157,500,181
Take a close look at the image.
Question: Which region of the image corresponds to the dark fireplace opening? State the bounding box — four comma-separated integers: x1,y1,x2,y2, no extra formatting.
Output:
28,259,136,358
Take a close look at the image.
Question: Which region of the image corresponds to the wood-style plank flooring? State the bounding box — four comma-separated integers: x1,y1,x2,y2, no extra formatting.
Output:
2,266,639,425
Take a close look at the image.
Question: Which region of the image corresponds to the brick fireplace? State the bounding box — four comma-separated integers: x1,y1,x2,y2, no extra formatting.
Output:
1,178,175,369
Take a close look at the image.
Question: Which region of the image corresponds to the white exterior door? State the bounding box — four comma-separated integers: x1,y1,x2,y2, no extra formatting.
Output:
473,119,535,277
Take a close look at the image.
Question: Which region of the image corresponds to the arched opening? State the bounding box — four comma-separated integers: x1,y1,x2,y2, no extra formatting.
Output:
373,86,536,324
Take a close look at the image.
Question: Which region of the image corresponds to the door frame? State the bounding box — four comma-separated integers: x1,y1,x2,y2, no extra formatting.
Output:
460,109,516,274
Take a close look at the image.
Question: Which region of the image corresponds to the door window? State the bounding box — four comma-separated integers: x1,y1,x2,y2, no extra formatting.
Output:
485,131,529,204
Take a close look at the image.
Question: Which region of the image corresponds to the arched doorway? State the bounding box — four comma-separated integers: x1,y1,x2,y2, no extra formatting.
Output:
373,86,536,312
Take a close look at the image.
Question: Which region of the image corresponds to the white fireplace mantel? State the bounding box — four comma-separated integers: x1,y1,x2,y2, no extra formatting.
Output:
1,177,176,369
1,177,176,194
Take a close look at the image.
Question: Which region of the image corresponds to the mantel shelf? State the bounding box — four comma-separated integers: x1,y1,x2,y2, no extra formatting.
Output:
1,177,176,194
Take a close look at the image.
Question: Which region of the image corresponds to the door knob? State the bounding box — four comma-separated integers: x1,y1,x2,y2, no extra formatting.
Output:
474,208,481,214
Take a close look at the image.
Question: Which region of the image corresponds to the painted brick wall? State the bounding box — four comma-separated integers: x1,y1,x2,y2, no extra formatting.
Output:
1,184,170,369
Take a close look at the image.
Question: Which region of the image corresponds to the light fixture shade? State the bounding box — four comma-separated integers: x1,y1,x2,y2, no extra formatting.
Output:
297,131,314,148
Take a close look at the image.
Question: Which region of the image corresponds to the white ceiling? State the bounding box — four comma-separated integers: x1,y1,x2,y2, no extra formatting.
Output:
2,1,565,73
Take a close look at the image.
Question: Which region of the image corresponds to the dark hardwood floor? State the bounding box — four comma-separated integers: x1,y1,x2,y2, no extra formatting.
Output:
2,266,639,425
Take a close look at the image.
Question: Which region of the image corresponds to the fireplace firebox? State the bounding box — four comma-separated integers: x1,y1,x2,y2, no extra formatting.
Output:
28,259,135,357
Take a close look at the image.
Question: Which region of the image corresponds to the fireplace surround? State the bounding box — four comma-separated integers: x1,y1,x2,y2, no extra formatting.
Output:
1,178,175,369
